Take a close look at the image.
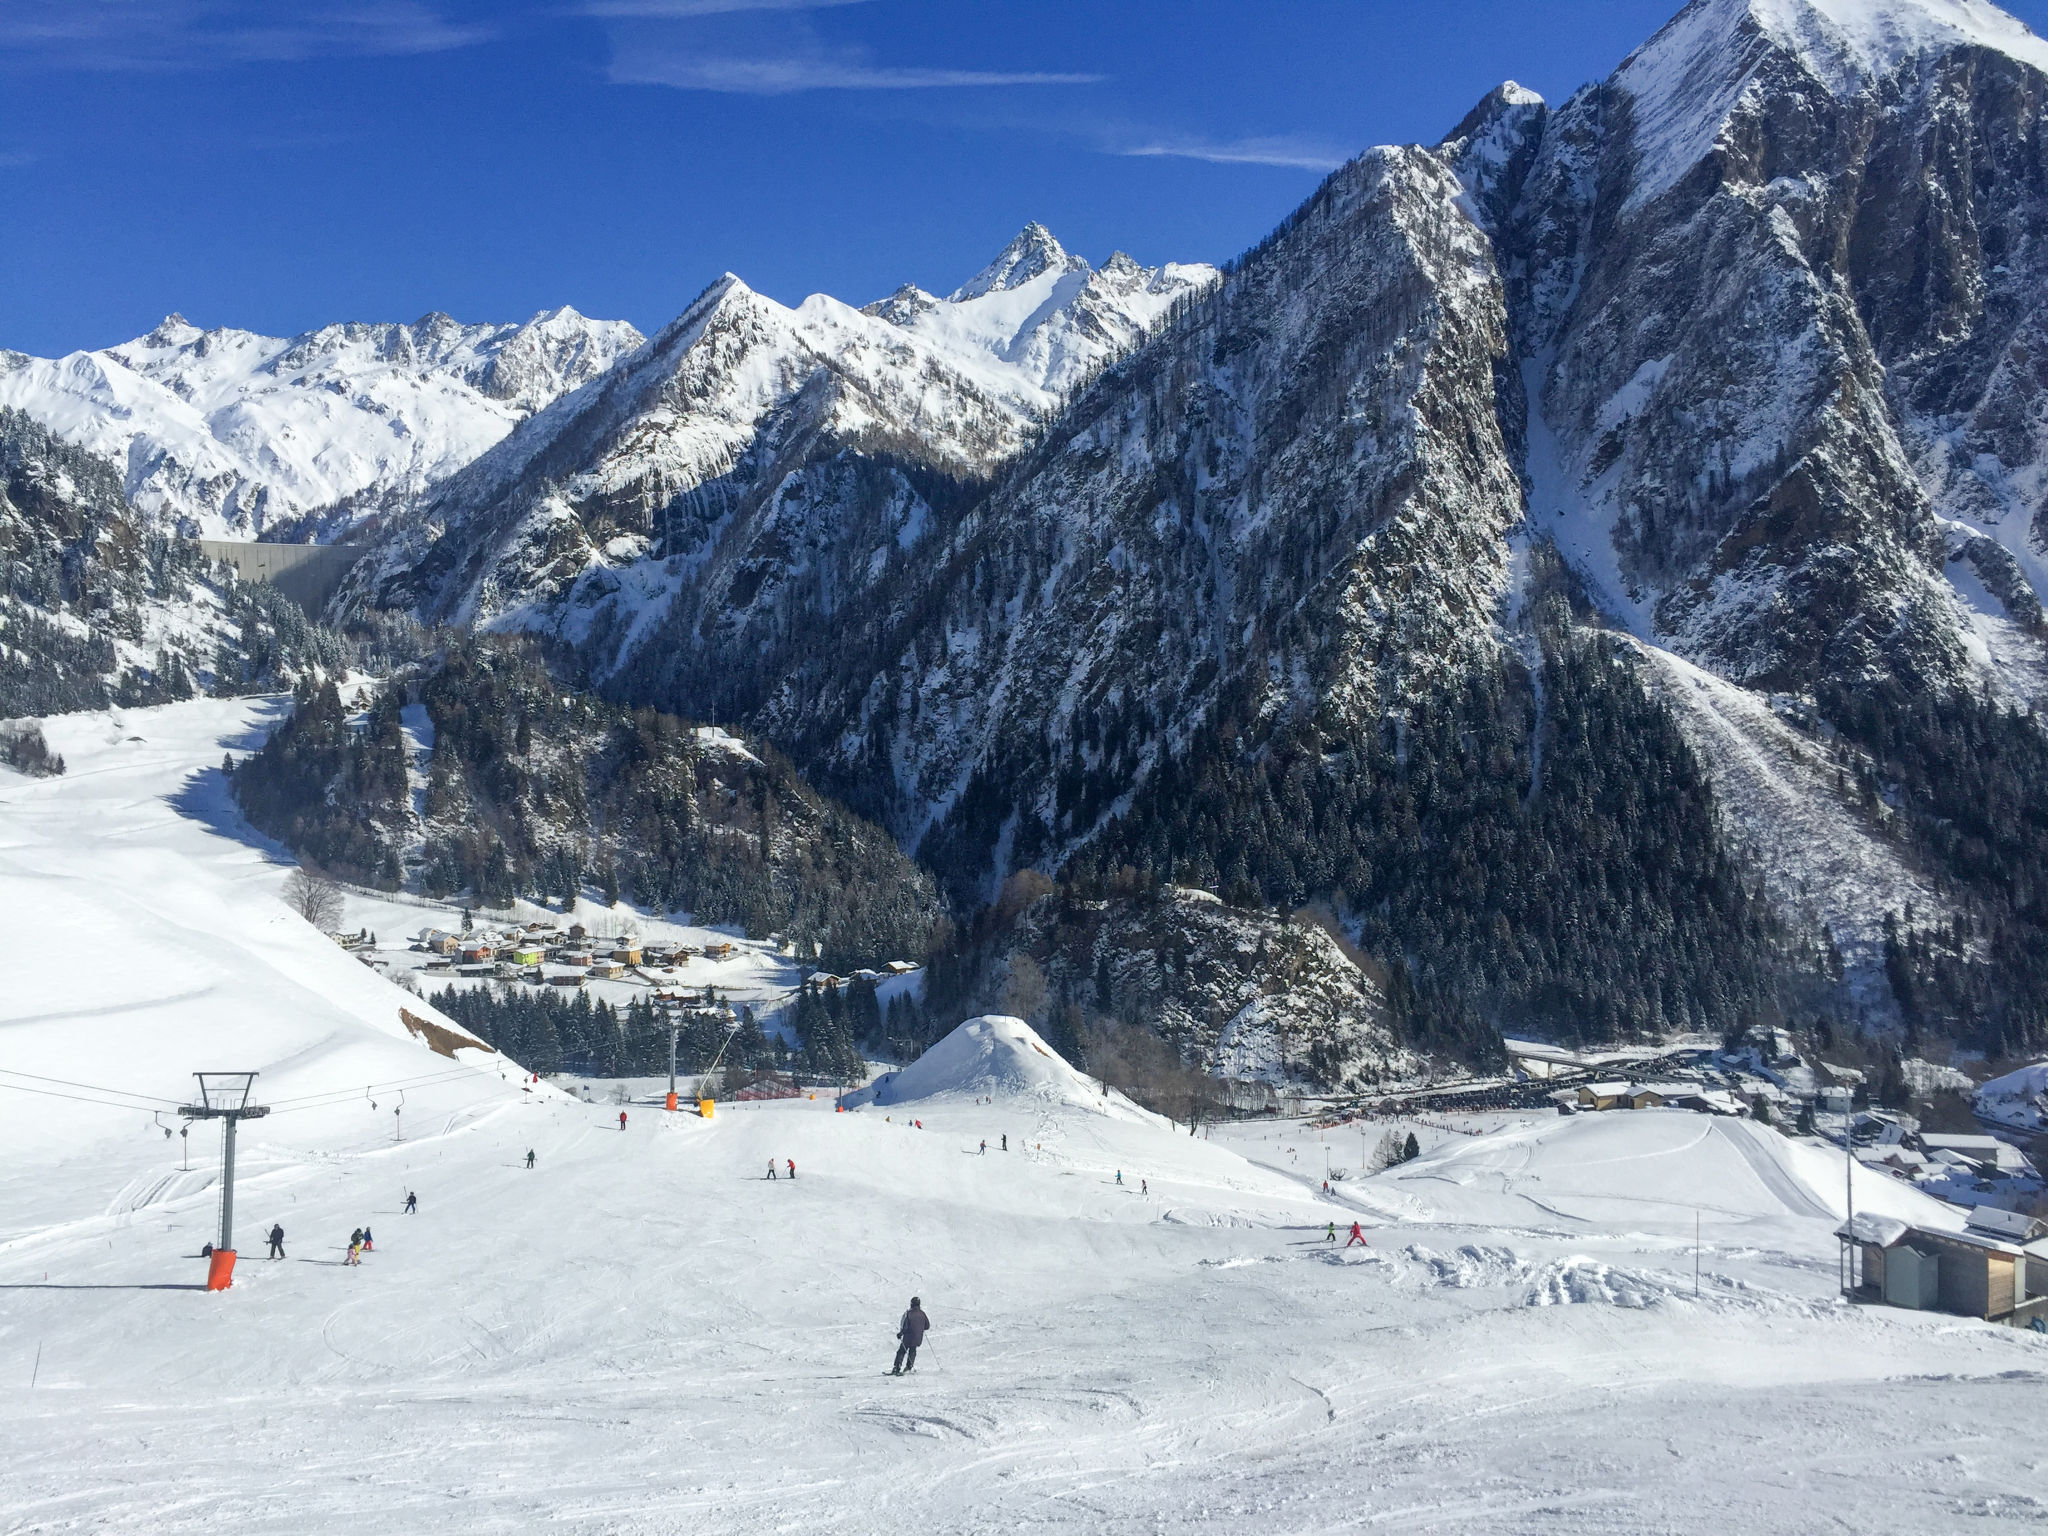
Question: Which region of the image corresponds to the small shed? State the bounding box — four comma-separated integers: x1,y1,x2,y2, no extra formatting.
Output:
1839,1213,2046,1329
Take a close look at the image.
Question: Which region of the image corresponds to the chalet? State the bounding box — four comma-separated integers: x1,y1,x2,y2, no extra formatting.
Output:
1839,1212,2048,1329
588,960,625,980
882,960,919,976
560,950,595,968
612,944,642,965
1576,1081,1633,1111
810,973,844,993
703,941,736,959
854,969,884,985
1918,1135,2036,1179
459,942,494,963
546,972,585,988
511,944,545,967
421,932,460,956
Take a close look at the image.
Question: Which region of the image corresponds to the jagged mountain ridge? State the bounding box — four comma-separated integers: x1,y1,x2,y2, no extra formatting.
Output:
0,307,645,541
342,229,1217,677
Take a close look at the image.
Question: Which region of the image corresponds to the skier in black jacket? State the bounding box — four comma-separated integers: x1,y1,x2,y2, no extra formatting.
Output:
267,1224,285,1259
891,1297,931,1375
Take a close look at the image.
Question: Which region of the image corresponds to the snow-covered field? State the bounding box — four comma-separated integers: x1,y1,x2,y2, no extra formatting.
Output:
5,698,2047,1534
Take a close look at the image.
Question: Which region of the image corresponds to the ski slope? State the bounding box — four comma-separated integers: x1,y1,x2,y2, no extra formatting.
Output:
4,697,2046,1534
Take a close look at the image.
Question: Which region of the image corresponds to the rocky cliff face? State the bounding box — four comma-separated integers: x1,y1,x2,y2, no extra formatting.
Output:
1472,0,2048,702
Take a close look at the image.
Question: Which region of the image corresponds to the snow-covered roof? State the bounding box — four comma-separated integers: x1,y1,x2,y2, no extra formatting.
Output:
1836,1212,1910,1246
1964,1206,2042,1242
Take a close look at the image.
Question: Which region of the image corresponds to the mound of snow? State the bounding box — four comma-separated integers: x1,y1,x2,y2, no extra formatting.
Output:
850,1015,1158,1123
1974,1060,2048,1134
1367,1109,1965,1236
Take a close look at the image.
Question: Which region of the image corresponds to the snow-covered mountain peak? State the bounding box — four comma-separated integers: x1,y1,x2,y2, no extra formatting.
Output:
0,304,645,539
1442,79,1551,230
949,221,1088,302
1614,0,2048,210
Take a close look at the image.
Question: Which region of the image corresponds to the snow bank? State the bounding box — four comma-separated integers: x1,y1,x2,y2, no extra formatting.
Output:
1369,1108,1965,1235
1974,1060,2048,1133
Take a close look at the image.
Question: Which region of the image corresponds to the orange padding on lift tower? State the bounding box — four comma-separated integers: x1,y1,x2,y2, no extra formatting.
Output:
206,1248,237,1291
665,1091,678,1111
699,1099,715,1118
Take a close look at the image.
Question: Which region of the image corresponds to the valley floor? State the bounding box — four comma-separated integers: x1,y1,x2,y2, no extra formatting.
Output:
3,698,2045,1534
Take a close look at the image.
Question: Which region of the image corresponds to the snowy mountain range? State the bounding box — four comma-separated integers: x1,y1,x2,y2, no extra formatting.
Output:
0,307,645,540
7,0,2048,1060
346,226,1215,638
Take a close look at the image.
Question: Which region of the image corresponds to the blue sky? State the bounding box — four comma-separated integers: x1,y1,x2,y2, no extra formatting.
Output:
3,0,2045,355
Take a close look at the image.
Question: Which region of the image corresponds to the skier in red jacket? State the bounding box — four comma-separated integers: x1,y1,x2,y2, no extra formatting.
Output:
619,1110,628,1131
1344,1222,1367,1248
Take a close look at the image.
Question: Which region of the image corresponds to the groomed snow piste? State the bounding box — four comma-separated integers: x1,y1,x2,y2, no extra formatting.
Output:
4,696,2046,1535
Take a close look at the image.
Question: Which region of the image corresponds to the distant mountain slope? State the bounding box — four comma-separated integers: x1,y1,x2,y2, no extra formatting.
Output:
0,308,644,540
230,638,941,972
0,408,341,718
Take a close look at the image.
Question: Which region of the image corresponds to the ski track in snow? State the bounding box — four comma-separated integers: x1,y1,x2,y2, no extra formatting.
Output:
3,696,2046,1534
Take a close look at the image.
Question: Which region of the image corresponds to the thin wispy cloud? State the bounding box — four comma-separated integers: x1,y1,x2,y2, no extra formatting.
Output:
1114,134,1346,172
585,0,871,16
0,1,490,71
612,49,1101,94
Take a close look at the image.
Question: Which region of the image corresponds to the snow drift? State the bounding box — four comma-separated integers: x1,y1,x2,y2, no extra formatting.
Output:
1974,1061,2048,1135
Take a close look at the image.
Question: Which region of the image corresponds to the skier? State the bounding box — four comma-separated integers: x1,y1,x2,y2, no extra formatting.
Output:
347,1228,364,1266
1115,1170,1123,1186
619,1110,628,1132
526,1149,536,1169
361,1226,374,1253
1324,1221,1336,1244
1001,1134,1007,1152
268,1223,285,1260
979,1139,987,1155
1141,1178,1148,1195
787,1159,796,1180
1344,1222,1367,1248
768,1159,778,1180
891,1296,931,1376
404,1191,417,1214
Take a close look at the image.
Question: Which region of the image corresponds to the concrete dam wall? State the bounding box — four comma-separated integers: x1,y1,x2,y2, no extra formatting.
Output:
191,540,364,615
